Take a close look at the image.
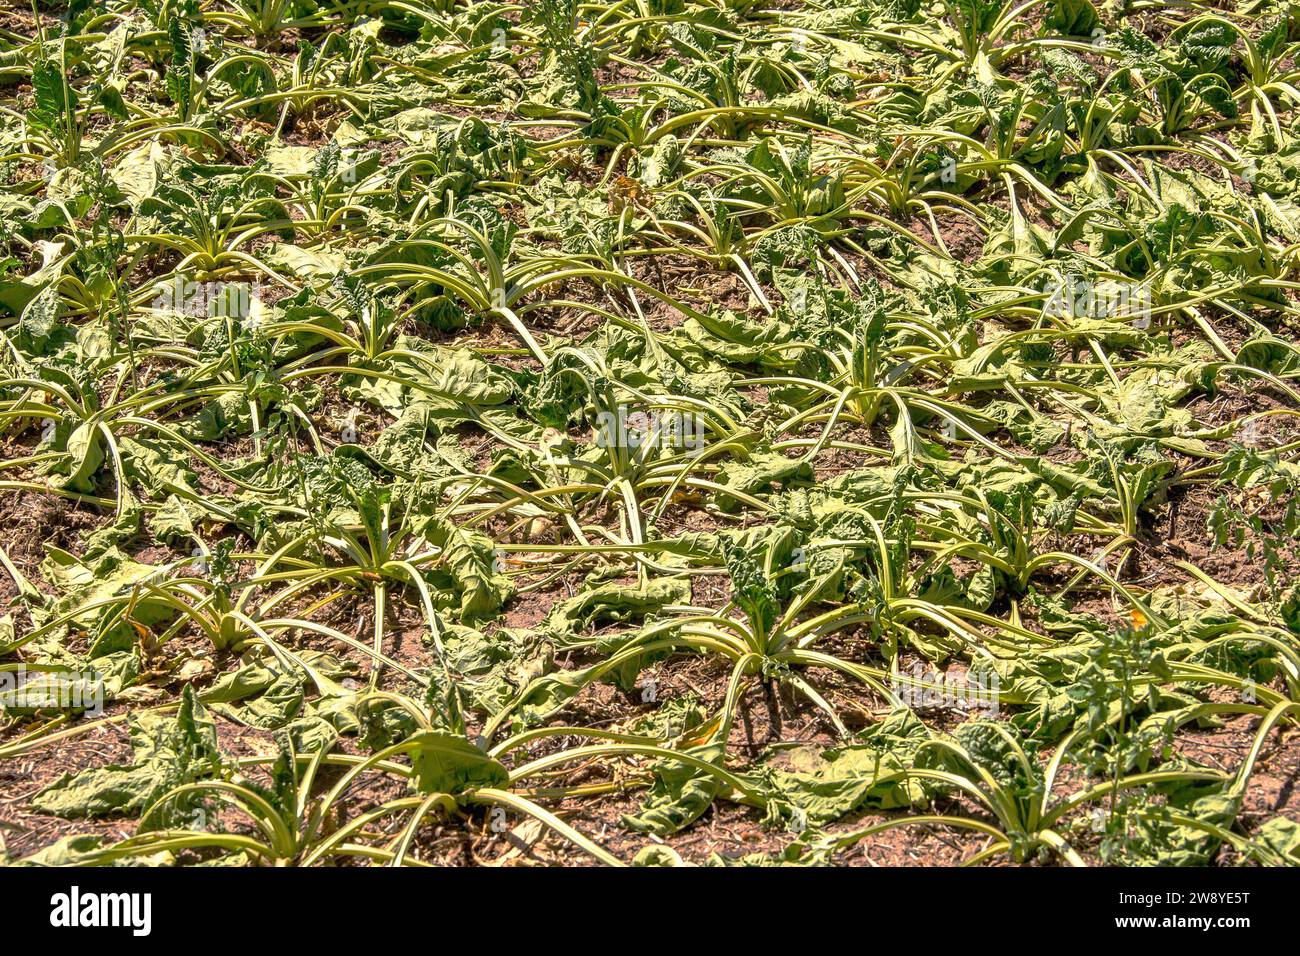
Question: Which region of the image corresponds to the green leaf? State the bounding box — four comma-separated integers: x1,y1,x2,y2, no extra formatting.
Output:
419,517,514,621
31,686,221,818
28,61,78,136
1044,0,1099,36
542,577,691,642
622,743,727,835
758,709,933,826
407,731,510,795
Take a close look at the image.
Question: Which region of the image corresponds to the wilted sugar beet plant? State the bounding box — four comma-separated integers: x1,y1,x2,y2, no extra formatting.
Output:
0,0,1298,868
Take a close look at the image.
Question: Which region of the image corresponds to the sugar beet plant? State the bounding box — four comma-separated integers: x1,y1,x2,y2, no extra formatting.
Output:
0,0,1299,868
